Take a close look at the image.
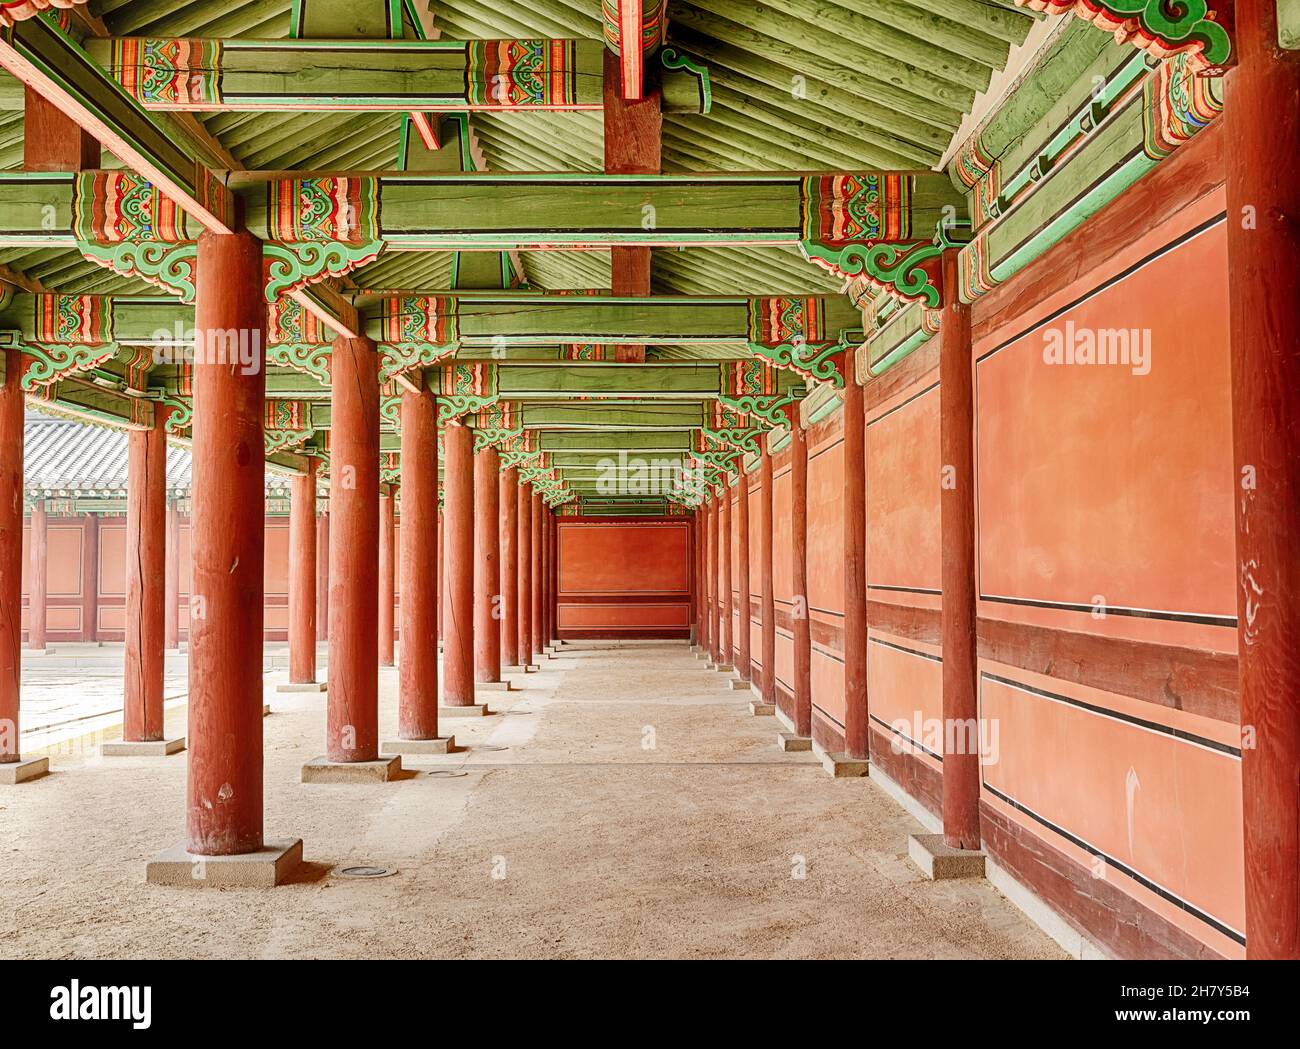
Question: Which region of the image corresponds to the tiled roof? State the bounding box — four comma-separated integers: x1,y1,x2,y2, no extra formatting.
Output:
23,412,292,495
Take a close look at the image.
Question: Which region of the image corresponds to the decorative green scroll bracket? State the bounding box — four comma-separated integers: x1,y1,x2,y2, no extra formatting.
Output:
267,342,332,387
264,428,315,455
80,242,199,303
802,221,971,309
19,341,122,392
716,389,799,430
744,338,847,388
701,424,762,457
155,394,192,434
474,424,524,453
660,46,711,114
1013,1,1233,71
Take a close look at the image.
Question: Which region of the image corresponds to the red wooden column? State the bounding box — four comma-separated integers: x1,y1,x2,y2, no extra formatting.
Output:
704,496,716,661
287,458,318,686
542,509,553,645
736,469,751,682
83,513,99,644
791,423,812,739
315,507,329,644
691,510,703,645
121,405,169,744
603,47,661,363
443,420,476,706
760,447,776,707
0,341,32,773
27,499,47,651
938,248,979,849
378,487,395,667
397,380,440,741
164,501,179,649
1225,2,1300,959
436,509,444,643
518,482,533,664
323,335,381,767
531,491,544,658
500,468,520,667
719,481,733,667
843,377,869,759
474,446,502,684
186,229,269,854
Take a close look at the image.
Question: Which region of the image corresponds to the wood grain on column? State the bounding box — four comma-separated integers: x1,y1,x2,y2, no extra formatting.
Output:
0,346,23,761
843,378,869,759
399,381,439,738
442,419,475,705
939,247,979,850
187,228,266,854
325,335,380,764
791,424,811,739
315,508,329,644
500,468,520,667
531,491,543,658
288,459,317,685
474,446,502,683
124,407,168,740
736,469,751,682
720,481,733,665
164,502,179,649
378,488,395,667
760,447,776,707
27,499,47,651
518,482,532,663
1225,0,1300,959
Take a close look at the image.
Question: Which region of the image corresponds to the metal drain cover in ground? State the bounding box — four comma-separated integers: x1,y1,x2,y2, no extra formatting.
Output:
337,865,398,879
427,769,469,778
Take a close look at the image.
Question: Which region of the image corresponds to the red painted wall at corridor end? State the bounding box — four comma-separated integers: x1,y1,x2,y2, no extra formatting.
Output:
556,517,692,638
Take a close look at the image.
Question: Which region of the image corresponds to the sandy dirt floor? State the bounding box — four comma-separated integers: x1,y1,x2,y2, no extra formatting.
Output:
0,641,1064,959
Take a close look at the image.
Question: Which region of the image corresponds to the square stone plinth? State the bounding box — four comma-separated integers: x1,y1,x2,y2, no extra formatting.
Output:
146,838,303,887
439,704,490,718
777,731,812,752
381,736,456,756
0,757,49,785
503,664,538,674
748,700,776,717
821,752,869,778
729,678,751,691
276,681,327,693
102,737,186,758
263,703,272,717
909,833,987,880
710,663,735,673
301,756,403,783
476,680,513,692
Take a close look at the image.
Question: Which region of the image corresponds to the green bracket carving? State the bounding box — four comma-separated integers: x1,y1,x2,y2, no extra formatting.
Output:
380,393,401,427
267,342,331,387
1011,1,1232,71
263,241,384,303
79,241,198,303
661,46,711,114
438,393,498,426
701,424,762,457
716,389,800,429
155,394,192,434
801,222,970,309
379,342,458,384
474,424,524,453
20,341,122,391
264,428,315,456
745,338,845,388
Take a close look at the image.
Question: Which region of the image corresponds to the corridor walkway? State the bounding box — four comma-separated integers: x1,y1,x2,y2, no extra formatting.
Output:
0,643,1061,959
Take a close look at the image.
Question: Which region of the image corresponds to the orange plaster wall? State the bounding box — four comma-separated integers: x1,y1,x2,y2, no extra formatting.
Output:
556,517,692,637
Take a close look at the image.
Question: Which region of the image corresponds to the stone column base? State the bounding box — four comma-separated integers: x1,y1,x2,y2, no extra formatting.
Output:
381,736,456,756
776,731,811,752
748,700,776,716
146,838,303,887
439,704,491,718
503,664,538,674
301,756,403,782
729,678,751,691
709,663,735,673
0,757,49,785
276,681,327,693
476,680,513,692
820,752,869,778
102,737,186,757
908,833,987,880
